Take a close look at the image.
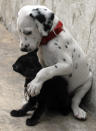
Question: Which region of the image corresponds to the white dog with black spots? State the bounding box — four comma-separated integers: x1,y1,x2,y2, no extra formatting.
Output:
17,5,93,120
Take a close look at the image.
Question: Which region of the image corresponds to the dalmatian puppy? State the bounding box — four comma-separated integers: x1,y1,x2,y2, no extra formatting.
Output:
17,5,93,120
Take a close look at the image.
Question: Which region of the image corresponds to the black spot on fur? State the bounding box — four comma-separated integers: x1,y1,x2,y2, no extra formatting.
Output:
58,46,61,49
67,42,70,45
43,13,54,32
30,8,54,33
30,13,34,18
44,23,52,31
36,14,46,23
65,45,68,48
73,49,76,52
54,43,58,45
50,13,54,21
30,8,46,23
89,68,92,72
75,63,78,69
36,12,46,23
55,65,58,68
63,58,66,62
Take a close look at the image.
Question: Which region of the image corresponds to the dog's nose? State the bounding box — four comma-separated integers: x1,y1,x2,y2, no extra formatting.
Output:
12,64,19,71
20,44,30,52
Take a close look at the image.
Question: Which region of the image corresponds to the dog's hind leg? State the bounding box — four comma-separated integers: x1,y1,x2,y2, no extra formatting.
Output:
71,72,93,120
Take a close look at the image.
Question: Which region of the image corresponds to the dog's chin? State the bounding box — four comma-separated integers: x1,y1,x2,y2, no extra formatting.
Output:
28,48,38,53
20,48,38,53
20,48,29,52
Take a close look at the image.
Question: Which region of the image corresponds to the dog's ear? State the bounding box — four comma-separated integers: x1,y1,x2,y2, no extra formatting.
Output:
30,9,46,23
29,8,54,36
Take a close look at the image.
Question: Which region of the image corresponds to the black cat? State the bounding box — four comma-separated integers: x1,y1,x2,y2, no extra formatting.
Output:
10,51,71,126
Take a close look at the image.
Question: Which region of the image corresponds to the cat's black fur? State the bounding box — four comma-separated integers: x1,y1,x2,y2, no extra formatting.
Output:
10,51,71,126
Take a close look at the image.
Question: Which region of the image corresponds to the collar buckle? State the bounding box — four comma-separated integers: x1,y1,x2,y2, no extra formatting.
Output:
52,29,57,36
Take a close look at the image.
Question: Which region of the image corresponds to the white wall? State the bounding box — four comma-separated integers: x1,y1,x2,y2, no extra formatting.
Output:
0,0,96,114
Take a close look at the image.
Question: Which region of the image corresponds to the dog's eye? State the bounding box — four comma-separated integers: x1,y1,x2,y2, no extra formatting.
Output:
23,30,32,35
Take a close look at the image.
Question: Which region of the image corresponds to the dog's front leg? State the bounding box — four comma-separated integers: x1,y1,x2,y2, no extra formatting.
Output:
27,60,73,97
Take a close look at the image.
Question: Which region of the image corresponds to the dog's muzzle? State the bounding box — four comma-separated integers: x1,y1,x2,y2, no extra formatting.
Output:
20,47,29,52
20,44,31,52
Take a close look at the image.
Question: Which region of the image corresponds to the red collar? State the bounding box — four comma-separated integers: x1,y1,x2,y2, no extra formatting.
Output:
40,21,63,45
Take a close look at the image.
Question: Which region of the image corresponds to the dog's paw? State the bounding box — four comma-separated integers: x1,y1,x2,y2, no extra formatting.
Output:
73,107,87,120
27,79,42,97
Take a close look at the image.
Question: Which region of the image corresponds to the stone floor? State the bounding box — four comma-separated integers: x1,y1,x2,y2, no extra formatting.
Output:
0,23,96,131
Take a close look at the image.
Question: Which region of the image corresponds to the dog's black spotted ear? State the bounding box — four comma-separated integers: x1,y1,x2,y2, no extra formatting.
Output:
29,8,54,36
35,14,46,23
29,8,46,23
29,9,54,23
43,13,54,32
50,13,54,21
